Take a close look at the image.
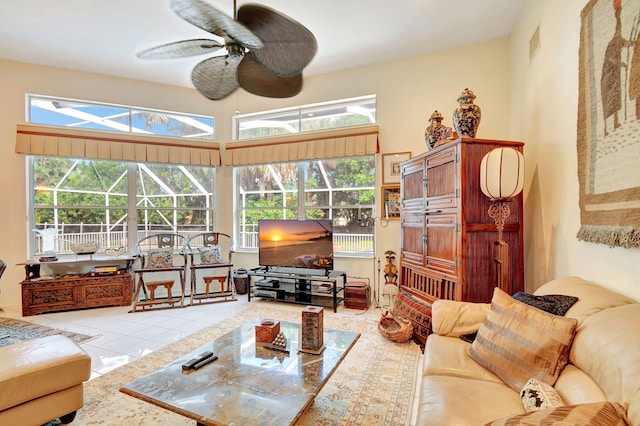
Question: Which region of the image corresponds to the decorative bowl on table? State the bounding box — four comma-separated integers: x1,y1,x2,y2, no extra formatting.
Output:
104,246,125,256
70,241,100,255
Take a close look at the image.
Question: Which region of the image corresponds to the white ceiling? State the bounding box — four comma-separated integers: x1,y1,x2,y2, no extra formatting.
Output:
0,0,526,90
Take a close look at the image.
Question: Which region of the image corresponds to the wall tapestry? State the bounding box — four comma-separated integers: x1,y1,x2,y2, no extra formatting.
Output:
577,0,640,248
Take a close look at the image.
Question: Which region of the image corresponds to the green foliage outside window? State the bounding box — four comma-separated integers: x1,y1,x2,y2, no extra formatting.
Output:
236,156,375,252
31,157,215,254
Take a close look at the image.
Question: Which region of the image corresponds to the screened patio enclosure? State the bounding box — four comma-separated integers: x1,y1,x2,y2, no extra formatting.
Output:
32,157,216,257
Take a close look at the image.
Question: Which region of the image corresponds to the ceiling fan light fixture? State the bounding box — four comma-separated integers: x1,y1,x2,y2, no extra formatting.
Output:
138,0,317,101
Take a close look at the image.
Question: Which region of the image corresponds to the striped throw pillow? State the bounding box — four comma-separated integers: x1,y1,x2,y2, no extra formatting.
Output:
486,401,631,426
468,287,578,392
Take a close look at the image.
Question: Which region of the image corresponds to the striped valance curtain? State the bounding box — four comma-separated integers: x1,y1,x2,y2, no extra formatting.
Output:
223,124,379,166
15,123,221,166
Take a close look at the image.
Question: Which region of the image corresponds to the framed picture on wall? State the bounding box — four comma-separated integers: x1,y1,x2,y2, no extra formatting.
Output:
381,185,401,220
382,152,411,184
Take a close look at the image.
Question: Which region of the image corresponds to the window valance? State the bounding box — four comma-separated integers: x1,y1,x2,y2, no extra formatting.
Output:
223,124,379,166
15,123,221,166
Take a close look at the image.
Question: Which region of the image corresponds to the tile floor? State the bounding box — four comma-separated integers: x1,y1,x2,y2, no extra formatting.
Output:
2,298,423,424
2,299,251,380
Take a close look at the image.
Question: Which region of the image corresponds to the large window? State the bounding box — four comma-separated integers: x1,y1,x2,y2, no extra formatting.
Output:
26,95,218,257
31,157,215,257
234,95,376,140
236,156,376,255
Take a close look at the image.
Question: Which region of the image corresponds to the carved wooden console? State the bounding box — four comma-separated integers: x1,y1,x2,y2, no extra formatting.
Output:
19,256,134,316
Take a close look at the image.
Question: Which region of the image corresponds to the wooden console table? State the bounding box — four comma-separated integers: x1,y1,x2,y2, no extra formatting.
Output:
18,256,135,316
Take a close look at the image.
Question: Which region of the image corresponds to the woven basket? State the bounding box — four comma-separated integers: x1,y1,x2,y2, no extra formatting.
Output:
378,310,413,343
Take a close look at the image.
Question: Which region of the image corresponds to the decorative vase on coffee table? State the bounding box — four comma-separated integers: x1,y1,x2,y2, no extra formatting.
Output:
452,88,481,138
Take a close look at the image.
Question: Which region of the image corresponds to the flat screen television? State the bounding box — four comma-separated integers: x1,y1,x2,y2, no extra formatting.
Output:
258,219,333,271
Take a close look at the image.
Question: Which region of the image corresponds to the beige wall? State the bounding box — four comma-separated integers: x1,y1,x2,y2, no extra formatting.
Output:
1,1,637,311
510,0,639,299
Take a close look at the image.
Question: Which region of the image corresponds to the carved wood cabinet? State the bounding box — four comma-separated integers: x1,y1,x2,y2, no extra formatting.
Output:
19,256,134,316
400,138,524,304
21,274,132,316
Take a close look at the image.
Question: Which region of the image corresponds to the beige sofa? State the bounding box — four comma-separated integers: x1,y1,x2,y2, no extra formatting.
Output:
415,276,640,425
0,334,91,425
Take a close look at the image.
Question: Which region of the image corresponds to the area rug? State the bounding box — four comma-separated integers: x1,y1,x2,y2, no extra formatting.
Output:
73,302,421,425
0,317,95,348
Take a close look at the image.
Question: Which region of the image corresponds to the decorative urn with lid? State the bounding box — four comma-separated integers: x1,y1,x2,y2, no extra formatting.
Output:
452,88,481,138
425,110,446,149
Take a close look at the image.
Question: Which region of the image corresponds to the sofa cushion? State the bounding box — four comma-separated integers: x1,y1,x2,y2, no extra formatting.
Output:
431,299,490,336
468,288,579,392
569,303,640,424
0,335,91,411
628,390,640,426
554,364,608,405
423,335,502,384
416,375,525,426
533,276,636,323
521,378,564,413
485,401,631,426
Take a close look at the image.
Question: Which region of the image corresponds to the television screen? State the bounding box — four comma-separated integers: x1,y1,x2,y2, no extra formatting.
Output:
258,219,333,270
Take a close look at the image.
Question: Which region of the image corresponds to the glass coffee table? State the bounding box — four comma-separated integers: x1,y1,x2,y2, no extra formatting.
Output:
120,320,360,425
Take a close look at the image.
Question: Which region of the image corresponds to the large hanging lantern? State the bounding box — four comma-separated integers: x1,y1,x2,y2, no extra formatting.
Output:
480,147,525,201
479,147,525,294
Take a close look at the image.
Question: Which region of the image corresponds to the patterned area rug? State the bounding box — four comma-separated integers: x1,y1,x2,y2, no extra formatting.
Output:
0,317,95,347
73,302,421,425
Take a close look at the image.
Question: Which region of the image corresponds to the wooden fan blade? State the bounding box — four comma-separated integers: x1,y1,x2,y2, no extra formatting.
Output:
238,52,302,98
170,0,262,49
237,4,317,77
137,39,224,59
191,55,242,100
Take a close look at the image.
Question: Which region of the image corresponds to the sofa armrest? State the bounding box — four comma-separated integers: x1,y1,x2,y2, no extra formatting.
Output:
432,300,491,336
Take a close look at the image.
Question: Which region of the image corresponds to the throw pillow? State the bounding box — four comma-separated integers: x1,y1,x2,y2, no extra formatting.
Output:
392,290,432,346
146,248,173,268
512,292,579,316
521,378,565,413
199,245,223,264
468,287,579,392
485,401,631,426
460,293,577,344
459,332,477,344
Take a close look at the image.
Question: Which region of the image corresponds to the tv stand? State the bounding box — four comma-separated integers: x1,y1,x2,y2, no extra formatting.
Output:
248,269,346,312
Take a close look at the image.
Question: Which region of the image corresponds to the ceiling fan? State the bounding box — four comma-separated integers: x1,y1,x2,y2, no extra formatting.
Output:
137,0,317,101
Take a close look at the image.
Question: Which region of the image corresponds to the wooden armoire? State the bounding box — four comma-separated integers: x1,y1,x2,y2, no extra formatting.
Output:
399,138,524,304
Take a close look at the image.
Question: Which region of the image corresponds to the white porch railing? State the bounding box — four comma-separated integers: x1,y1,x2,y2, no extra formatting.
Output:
35,228,374,255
